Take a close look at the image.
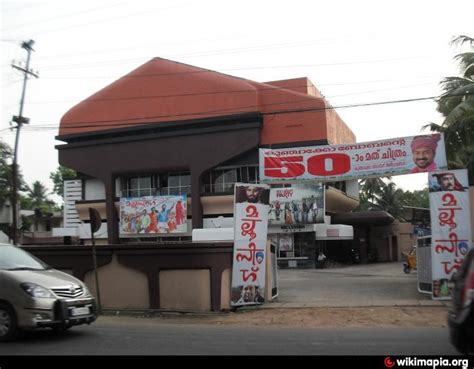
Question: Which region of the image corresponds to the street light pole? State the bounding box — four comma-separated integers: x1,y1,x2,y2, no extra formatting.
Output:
10,40,38,245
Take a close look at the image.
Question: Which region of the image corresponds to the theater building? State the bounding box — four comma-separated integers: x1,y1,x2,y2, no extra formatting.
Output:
54,57,360,264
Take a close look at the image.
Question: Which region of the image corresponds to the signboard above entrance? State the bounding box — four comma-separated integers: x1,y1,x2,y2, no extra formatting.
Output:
259,133,447,183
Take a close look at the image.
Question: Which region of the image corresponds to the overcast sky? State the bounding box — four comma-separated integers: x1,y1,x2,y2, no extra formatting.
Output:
1,0,472,202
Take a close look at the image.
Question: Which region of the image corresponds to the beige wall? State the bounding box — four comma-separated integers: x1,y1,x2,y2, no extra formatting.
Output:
220,268,231,310
159,269,211,311
201,195,234,215
371,221,415,262
326,187,359,213
85,254,149,309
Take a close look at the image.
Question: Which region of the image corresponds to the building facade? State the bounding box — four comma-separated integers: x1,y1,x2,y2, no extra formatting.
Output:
55,58,359,262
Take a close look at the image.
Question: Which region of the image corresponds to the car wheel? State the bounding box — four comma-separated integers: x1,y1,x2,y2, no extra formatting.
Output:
0,303,18,342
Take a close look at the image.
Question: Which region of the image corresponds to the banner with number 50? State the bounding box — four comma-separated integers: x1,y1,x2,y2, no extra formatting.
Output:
259,134,447,183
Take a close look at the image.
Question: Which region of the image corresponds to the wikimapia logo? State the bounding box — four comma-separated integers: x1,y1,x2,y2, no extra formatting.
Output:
384,356,470,369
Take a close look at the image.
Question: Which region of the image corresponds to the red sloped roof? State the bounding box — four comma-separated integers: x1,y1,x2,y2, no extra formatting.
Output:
59,58,355,145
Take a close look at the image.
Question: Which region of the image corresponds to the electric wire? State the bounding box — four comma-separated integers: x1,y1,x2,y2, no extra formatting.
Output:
19,81,436,106
1,2,128,32
2,91,468,134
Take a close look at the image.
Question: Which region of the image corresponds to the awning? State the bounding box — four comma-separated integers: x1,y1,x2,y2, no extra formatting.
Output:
331,211,394,226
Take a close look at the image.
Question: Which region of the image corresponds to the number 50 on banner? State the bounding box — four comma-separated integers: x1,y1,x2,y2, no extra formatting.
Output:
263,153,351,179
259,134,447,183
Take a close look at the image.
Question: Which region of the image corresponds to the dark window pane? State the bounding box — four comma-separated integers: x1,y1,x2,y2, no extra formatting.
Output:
213,170,224,185
213,183,224,193
223,169,237,184
168,174,179,187
248,167,256,182
202,184,211,193
202,172,211,186
223,183,234,193
180,174,191,186
241,167,248,183
182,185,191,195
159,174,168,188
130,178,139,189
139,177,151,189
168,187,179,195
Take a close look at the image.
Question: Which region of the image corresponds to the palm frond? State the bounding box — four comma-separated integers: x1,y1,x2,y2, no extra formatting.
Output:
444,82,474,97
450,35,474,47
422,122,443,132
453,52,474,73
443,97,474,126
465,64,474,79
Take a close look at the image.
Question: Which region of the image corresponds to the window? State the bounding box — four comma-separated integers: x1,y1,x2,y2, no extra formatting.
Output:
326,181,346,193
202,165,259,194
159,172,191,195
126,175,155,197
123,172,191,198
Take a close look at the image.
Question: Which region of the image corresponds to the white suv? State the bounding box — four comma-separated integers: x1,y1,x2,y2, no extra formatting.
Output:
0,243,97,341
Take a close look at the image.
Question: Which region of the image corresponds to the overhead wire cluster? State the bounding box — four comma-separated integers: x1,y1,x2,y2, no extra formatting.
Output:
1,3,456,137
1,91,469,135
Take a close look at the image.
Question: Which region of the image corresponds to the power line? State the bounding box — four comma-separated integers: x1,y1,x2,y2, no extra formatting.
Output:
19,80,437,106
1,2,128,32
13,91,468,133
1,3,42,13
4,2,191,37
32,36,346,62
33,54,432,73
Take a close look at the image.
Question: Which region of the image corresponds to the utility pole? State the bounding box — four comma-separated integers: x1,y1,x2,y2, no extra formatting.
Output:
10,40,38,245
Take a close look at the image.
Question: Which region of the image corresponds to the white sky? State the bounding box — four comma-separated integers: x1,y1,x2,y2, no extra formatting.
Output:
1,0,472,202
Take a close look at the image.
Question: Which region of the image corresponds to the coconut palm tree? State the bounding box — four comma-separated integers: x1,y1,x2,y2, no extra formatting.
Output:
426,35,474,184
0,140,28,208
373,182,406,220
357,177,390,210
27,181,54,211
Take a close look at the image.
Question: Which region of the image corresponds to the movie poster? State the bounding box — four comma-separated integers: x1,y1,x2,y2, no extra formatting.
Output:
429,169,472,300
269,184,324,225
231,183,270,307
120,195,187,235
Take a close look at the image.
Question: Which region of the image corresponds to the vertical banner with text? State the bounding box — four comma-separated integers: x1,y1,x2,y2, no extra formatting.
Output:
231,183,270,307
429,169,472,299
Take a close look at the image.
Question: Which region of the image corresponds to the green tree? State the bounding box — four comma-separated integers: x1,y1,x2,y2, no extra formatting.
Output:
373,182,406,220
25,181,55,213
357,177,390,211
0,140,13,208
49,165,76,198
0,139,28,208
426,35,474,184
400,188,429,209
357,179,410,220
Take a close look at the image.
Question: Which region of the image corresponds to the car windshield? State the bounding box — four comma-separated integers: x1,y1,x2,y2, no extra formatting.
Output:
0,245,50,271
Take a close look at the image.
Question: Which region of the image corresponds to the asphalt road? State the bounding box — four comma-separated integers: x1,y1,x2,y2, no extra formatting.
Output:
0,262,457,357
0,318,459,356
